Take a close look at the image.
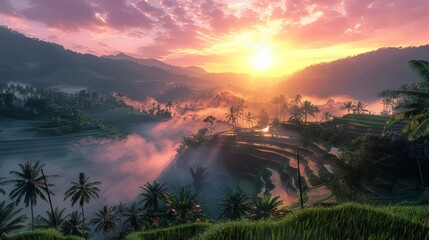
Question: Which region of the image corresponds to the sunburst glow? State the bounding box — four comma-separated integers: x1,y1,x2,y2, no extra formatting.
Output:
250,46,273,72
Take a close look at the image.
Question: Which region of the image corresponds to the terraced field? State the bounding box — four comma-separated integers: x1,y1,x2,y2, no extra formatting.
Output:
157,126,336,216
327,114,405,135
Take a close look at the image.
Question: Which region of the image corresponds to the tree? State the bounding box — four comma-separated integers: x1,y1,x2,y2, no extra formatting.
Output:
139,181,167,212
36,207,67,231
353,101,368,114
8,161,55,230
0,201,27,238
90,205,118,240
237,98,247,127
313,106,320,122
389,60,429,141
202,115,216,135
62,211,86,237
225,105,238,129
164,188,205,225
288,105,304,123
340,101,354,114
64,172,101,237
244,112,256,129
123,203,145,231
218,188,250,220
190,166,207,193
258,108,270,126
321,112,334,122
115,202,126,229
249,195,285,220
280,99,289,122
0,177,6,195
302,100,316,123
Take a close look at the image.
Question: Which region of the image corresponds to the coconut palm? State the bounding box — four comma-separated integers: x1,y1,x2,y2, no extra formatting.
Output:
353,101,368,114
64,172,101,236
62,211,86,237
0,177,6,195
8,161,55,230
237,98,247,127
36,207,67,230
190,166,207,193
139,181,168,211
164,187,205,225
123,203,145,231
218,188,250,220
340,101,354,114
293,94,302,106
302,100,316,123
288,105,304,123
389,60,429,140
244,112,256,129
115,202,126,229
90,205,118,240
250,195,285,220
225,105,238,129
321,112,334,122
0,201,27,238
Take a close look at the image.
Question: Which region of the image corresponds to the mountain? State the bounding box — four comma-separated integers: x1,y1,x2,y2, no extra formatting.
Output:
0,26,206,101
105,53,207,77
277,46,429,100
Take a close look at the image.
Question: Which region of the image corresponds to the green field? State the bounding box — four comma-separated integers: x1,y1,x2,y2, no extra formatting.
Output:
123,203,429,240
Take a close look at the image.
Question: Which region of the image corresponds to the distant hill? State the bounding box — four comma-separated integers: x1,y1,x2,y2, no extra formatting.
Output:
277,46,429,100
105,53,207,77
0,26,204,101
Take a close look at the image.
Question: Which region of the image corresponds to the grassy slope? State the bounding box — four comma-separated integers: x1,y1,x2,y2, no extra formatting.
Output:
9,229,84,240
126,203,429,240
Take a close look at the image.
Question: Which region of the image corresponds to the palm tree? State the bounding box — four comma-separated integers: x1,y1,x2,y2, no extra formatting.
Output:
90,205,118,240
139,181,168,211
225,105,238,129
389,60,429,140
8,161,55,230
270,96,280,119
64,172,101,236
244,112,256,129
190,166,207,193
115,202,126,229
280,99,289,122
340,101,354,114
288,105,304,123
0,201,27,238
353,101,368,114
293,94,302,106
123,203,145,231
238,98,247,127
164,187,205,225
218,188,250,220
250,195,285,220
313,106,320,122
62,211,85,237
36,207,67,230
302,100,316,123
0,177,6,195
321,112,333,122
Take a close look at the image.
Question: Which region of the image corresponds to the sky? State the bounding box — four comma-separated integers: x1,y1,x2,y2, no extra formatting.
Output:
1,0,429,76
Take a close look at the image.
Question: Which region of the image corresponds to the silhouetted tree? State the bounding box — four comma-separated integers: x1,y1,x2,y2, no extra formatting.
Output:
0,201,27,238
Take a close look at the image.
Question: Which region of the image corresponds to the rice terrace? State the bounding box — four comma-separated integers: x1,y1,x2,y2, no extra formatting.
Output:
1,1,429,239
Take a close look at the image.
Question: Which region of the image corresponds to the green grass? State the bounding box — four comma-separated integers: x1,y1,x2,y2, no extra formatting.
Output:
126,203,429,240
9,229,84,240
125,223,211,240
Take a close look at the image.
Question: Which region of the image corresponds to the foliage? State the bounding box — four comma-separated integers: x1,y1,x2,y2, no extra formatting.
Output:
176,128,209,156
124,203,145,231
8,229,84,240
190,166,207,193
90,205,118,240
164,188,206,225
125,223,211,240
35,207,67,231
249,196,287,220
140,181,168,212
0,201,27,238
218,188,250,221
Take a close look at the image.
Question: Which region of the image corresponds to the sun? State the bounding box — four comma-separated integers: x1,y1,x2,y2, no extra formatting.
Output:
250,46,273,72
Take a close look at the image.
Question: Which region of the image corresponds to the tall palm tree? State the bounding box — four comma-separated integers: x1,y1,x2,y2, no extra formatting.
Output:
340,101,354,114
8,161,55,230
321,112,333,122
62,211,85,237
270,96,280,119
123,203,145,231
139,181,168,211
302,100,316,123
64,172,101,236
0,201,27,238
36,207,67,230
115,202,126,230
218,188,250,220
225,105,238,129
238,98,247,127
250,195,285,220
244,112,256,129
389,60,429,140
293,94,302,106
353,101,368,114
164,187,205,225
313,106,320,122
0,177,6,195
190,166,207,193
90,205,118,240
